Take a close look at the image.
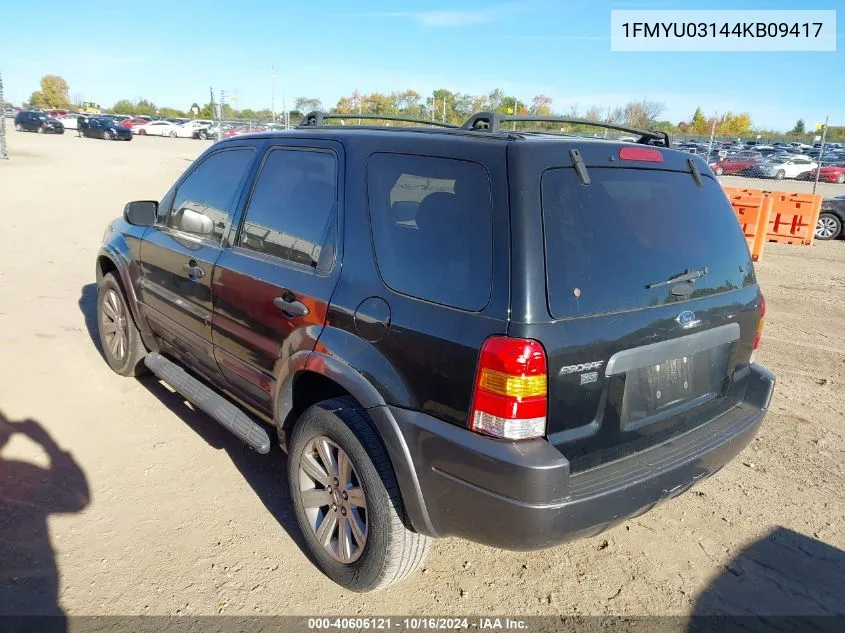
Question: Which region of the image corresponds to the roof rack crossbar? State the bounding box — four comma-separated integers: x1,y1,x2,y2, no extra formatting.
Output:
299,110,459,129
461,112,669,146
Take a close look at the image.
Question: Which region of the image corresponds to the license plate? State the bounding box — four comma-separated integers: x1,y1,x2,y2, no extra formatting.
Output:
621,344,730,429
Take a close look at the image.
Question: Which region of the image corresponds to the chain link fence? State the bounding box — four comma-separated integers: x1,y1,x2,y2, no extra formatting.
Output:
0,73,9,160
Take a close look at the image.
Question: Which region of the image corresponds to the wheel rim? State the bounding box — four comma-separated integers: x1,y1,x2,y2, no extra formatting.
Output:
298,436,368,564
838,174,845,184
817,216,838,238
101,289,129,361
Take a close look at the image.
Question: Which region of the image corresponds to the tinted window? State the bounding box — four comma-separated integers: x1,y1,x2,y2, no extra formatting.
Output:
167,148,254,242
238,148,337,270
367,154,492,311
542,168,754,319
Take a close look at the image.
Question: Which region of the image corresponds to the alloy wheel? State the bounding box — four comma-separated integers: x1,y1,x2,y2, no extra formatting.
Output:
816,216,839,239
101,289,129,361
298,435,368,563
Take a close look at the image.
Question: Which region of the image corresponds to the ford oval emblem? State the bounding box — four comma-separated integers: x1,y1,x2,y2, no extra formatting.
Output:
676,310,697,327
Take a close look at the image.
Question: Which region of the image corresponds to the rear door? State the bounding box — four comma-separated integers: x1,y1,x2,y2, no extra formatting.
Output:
139,144,257,382
211,140,342,416
509,146,761,471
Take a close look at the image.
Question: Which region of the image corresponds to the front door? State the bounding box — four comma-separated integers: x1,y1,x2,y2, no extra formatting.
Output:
139,145,257,382
212,142,343,415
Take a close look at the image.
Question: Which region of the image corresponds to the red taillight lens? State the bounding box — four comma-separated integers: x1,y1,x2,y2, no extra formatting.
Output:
753,295,766,350
619,146,664,162
469,337,547,440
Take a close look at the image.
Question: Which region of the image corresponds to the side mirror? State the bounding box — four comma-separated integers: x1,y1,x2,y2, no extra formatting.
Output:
177,208,214,236
124,200,157,226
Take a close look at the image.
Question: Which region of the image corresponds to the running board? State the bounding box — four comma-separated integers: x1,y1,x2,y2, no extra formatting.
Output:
144,353,271,454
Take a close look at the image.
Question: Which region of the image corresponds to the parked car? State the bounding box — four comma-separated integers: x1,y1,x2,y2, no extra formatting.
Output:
133,120,181,136
56,113,83,130
79,117,132,141
816,195,845,240
175,120,214,139
807,163,845,184
710,151,762,176
14,110,64,134
45,108,69,118
94,112,773,591
119,117,150,130
753,155,817,179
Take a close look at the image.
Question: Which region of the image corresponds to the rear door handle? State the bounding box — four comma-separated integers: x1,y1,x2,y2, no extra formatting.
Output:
183,261,205,280
273,295,309,318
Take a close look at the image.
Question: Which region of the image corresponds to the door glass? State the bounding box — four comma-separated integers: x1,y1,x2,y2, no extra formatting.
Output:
237,148,337,270
166,148,254,243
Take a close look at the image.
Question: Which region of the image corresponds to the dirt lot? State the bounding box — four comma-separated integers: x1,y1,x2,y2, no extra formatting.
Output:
1,123,844,619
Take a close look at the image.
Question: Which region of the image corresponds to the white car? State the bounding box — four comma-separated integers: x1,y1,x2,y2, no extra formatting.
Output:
57,114,81,130
175,120,214,139
756,155,818,180
133,120,181,136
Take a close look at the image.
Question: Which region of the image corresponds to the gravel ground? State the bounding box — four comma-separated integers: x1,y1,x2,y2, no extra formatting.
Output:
1,123,843,619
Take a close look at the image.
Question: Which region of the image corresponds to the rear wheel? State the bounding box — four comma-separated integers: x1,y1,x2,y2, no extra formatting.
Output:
198,130,208,140
37,126,44,134
289,397,430,591
816,213,842,241
96,272,148,376
139,129,146,135
715,165,724,176
14,123,22,132
775,170,785,180
169,130,177,138
103,131,111,141
837,173,845,184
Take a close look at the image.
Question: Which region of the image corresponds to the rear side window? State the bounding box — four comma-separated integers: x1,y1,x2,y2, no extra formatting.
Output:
542,168,754,319
367,154,493,311
238,148,337,270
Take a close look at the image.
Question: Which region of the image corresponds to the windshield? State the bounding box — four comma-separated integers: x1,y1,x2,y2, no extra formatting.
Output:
541,167,754,319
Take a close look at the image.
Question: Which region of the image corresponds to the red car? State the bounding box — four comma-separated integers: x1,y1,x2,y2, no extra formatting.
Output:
709,151,762,176
808,164,845,184
120,117,150,129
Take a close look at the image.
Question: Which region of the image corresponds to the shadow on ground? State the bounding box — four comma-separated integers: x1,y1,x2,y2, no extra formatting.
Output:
0,411,89,630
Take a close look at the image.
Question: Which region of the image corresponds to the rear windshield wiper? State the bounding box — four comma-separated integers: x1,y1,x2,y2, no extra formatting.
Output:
645,266,709,289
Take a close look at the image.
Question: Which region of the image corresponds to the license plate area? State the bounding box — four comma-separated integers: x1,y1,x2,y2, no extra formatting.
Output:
620,343,731,430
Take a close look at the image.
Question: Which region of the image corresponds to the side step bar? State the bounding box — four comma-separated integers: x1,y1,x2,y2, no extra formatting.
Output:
144,353,271,454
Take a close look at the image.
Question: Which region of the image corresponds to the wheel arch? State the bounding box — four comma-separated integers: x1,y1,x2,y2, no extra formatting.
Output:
276,352,437,537
96,245,158,351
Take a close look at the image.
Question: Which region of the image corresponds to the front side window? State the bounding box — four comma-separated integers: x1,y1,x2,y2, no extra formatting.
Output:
367,153,493,311
166,148,254,242
238,148,337,270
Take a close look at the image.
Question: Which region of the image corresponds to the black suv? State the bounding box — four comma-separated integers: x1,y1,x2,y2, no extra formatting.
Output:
14,110,64,134
95,111,774,591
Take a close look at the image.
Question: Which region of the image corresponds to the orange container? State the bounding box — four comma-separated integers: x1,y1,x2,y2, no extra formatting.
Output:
721,187,772,262
766,193,823,246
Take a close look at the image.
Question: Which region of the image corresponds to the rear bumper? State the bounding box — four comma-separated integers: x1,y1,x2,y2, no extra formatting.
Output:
391,363,774,549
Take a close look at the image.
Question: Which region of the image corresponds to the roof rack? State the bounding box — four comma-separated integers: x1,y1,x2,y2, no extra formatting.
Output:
461,111,670,146
299,111,459,129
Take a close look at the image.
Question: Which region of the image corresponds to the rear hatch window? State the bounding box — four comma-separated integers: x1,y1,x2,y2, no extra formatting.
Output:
541,168,754,319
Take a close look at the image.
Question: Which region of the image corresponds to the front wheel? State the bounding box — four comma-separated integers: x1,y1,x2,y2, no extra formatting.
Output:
14,123,22,132
289,397,430,592
837,173,845,184
816,212,842,241
103,131,111,141
198,130,208,140
169,130,177,138
775,170,785,180
715,165,724,176
96,273,148,376
37,126,44,134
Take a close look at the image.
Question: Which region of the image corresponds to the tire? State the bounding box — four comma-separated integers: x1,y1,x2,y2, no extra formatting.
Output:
715,166,724,176
289,397,430,592
96,272,148,376
775,170,785,180
816,212,842,241
169,130,177,138
139,129,146,135
837,173,845,184
14,123,23,132
37,126,44,134
103,131,112,141
198,130,208,140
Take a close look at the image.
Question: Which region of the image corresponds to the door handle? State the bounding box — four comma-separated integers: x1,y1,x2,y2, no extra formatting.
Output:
273,295,310,318
183,260,205,279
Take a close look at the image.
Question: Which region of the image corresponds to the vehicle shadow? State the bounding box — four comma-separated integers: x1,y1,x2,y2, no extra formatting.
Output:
136,374,311,558
78,283,104,359
689,526,845,632
0,411,90,631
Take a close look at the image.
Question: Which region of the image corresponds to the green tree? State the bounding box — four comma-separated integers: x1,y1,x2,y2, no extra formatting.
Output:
134,100,157,116
158,107,186,118
789,119,806,135
530,94,553,116
294,97,323,113
112,99,135,115
691,107,707,134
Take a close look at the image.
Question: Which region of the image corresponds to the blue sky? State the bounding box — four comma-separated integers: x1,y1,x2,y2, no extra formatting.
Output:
1,0,841,129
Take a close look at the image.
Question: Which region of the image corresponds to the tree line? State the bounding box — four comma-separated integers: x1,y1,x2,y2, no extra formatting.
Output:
19,74,844,140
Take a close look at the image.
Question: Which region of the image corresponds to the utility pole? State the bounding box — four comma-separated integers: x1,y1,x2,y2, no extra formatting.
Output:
707,115,718,160
0,73,8,160
270,66,277,123
813,115,829,195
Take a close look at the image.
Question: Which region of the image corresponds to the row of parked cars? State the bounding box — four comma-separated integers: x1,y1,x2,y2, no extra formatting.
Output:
671,139,845,183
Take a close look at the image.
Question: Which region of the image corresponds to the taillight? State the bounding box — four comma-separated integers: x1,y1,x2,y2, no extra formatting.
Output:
619,146,664,162
753,295,766,350
469,337,547,440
